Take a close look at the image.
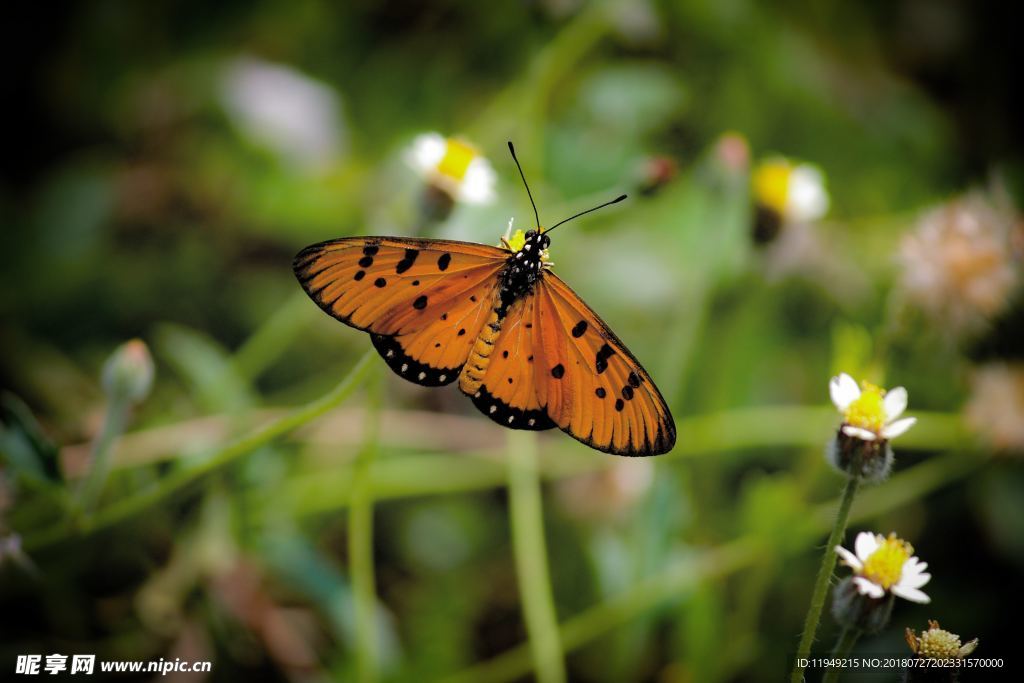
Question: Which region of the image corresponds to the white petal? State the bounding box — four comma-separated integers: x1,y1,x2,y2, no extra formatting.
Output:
899,559,932,589
882,417,917,440
892,584,931,603
853,576,885,599
842,425,877,441
883,387,908,421
406,132,446,174
854,532,880,561
901,571,931,590
835,545,862,570
458,157,496,204
787,165,829,222
830,373,860,411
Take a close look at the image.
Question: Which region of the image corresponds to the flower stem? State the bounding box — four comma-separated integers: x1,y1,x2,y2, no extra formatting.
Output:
821,628,862,683
350,366,383,683
791,475,860,683
507,431,565,683
24,351,376,551
76,398,130,515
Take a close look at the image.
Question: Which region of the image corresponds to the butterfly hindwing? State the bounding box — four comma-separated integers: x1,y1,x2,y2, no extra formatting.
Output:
462,294,556,431
294,237,506,386
532,273,676,456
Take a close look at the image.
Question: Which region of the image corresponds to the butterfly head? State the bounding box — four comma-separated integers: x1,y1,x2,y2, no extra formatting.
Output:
501,220,553,267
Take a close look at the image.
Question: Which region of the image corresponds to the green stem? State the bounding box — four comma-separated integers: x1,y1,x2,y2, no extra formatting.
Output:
76,399,130,514
822,628,862,683
23,351,375,551
233,291,314,382
507,431,565,683
350,367,383,683
791,475,860,683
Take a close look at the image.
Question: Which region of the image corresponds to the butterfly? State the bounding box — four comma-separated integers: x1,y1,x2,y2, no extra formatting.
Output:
293,143,675,456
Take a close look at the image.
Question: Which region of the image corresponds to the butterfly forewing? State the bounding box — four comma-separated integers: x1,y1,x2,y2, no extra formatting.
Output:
294,237,506,385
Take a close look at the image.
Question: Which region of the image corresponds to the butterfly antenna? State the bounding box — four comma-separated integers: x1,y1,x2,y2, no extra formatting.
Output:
545,194,628,234
507,141,541,230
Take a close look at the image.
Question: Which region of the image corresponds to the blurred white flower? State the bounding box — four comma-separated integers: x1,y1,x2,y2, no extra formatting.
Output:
964,363,1024,452
836,531,931,603
898,191,1021,335
221,57,346,172
752,156,829,225
406,133,496,205
830,372,916,442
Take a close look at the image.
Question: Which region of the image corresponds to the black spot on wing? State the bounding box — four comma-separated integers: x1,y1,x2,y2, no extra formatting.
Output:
396,248,419,274
595,387,606,398
413,295,428,310
363,245,379,256
571,321,588,338
438,253,452,271
354,270,366,281
595,343,616,374
371,334,460,386
469,385,555,431
551,364,565,379
374,278,387,288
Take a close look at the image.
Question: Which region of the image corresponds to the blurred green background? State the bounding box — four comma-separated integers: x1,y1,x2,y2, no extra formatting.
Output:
3,1,1023,681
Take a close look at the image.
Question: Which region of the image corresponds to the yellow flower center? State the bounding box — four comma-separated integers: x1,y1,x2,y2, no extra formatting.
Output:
506,229,526,252
861,533,912,589
918,628,962,660
436,139,476,181
844,382,887,433
752,159,793,214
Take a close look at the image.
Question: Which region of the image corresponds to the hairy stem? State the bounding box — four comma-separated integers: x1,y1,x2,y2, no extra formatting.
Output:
791,475,860,683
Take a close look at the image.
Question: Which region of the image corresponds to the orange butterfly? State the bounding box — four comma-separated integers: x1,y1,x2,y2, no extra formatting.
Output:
293,143,675,456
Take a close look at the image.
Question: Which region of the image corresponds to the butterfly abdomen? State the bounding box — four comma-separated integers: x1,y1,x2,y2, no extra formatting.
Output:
458,308,503,395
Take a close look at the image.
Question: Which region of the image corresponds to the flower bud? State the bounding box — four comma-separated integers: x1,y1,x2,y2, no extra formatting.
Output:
826,428,894,482
830,575,894,634
418,182,456,225
101,339,154,405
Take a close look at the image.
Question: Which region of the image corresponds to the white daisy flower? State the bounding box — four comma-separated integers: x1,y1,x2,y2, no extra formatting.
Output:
406,133,496,204
836,531,931,603
752,156,829,223
829,372,917,442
